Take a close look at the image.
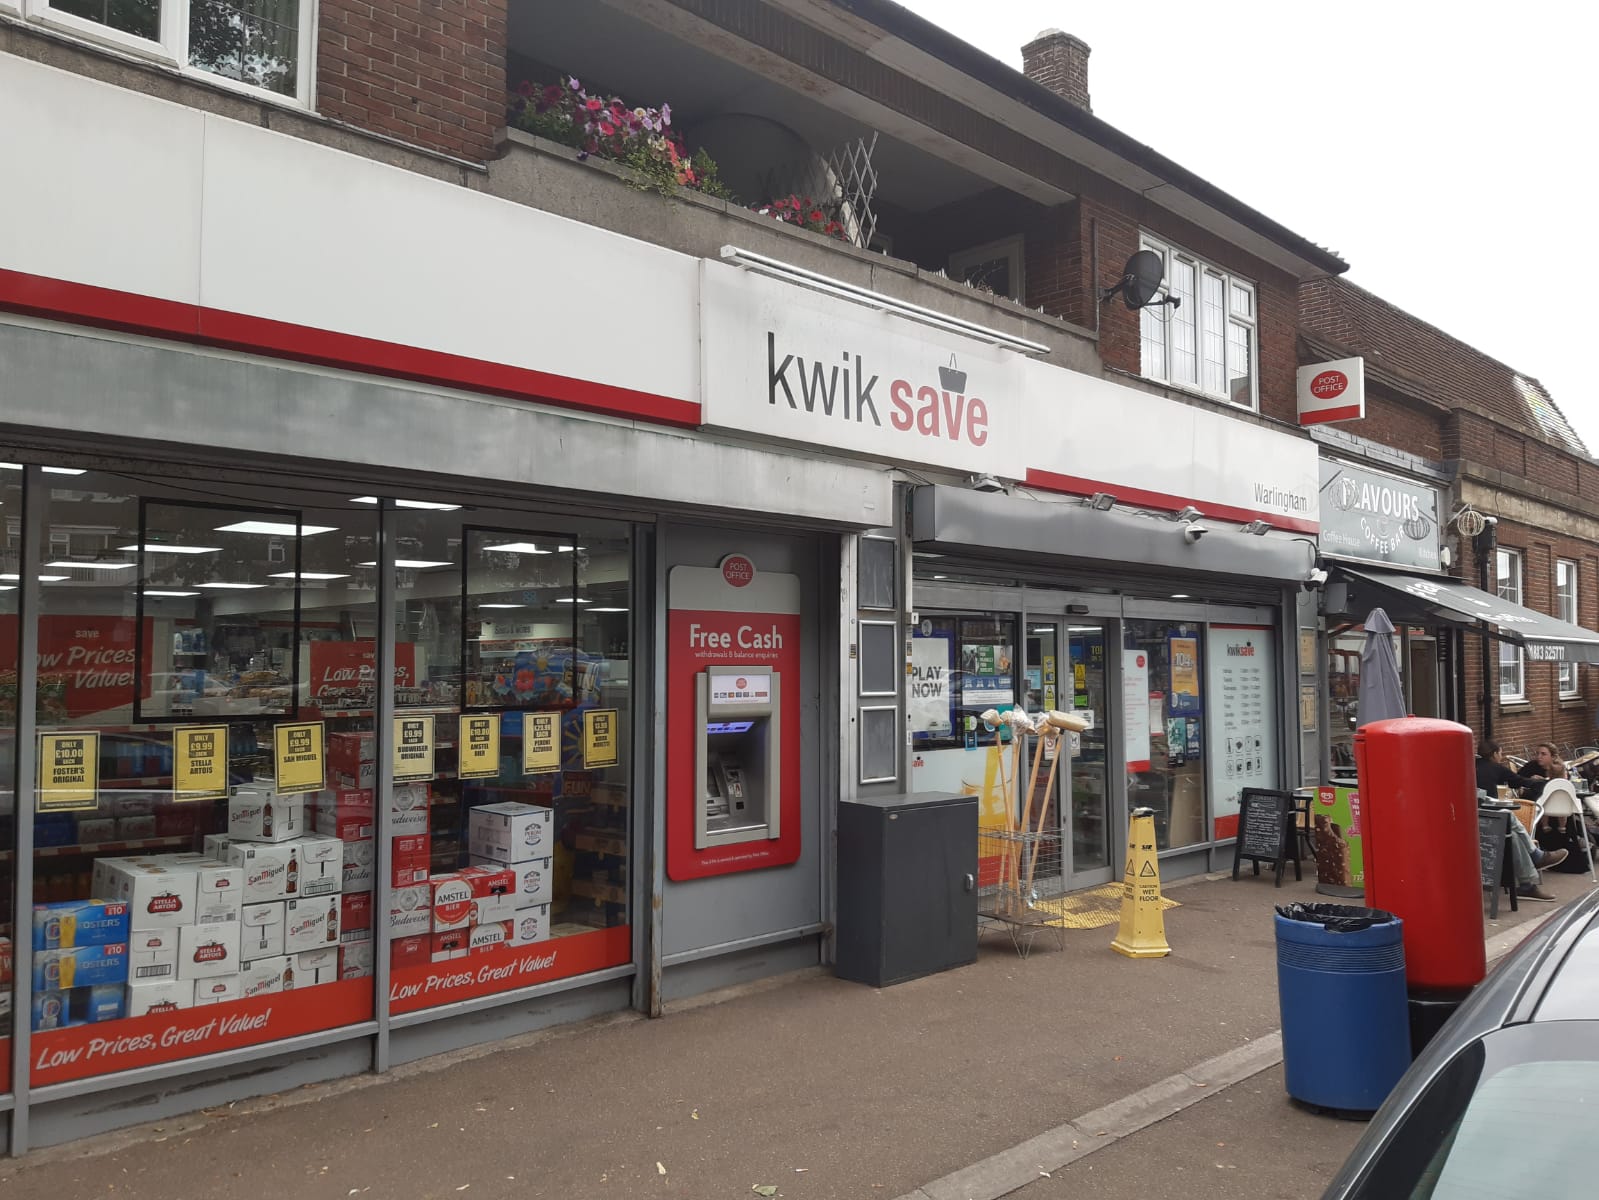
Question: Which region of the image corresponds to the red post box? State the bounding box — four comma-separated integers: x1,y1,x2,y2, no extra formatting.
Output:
1355,716,1485,991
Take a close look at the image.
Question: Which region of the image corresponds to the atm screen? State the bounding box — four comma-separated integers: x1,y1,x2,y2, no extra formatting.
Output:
706,720,755,735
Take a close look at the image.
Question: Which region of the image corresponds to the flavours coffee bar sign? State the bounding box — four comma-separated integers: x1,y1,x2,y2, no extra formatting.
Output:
1318,459,1442,571
700,260,1027,476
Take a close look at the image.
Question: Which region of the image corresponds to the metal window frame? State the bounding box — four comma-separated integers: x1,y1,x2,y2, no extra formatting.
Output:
857,703,899,784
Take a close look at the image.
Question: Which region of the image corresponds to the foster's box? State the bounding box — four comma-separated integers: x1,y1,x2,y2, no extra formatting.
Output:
32,900,131,951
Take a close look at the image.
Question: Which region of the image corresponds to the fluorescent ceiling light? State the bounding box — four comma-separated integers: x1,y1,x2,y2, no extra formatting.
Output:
1170,594,1190,600
349,496,462,511
481,542,551,555
554,597,592,604
268,571,350,581
589,607,628,613
557,545,585,553
1031,627,1053,634
0,573,68,582
355,559,454,569
912,552,944,559
119,544,221,555
0,585,13,591
197,581,266,590
479,603,525,609
931,574,947,580
46,560,136,571
0,463,87,475
214,521,336,537
144,590,200,597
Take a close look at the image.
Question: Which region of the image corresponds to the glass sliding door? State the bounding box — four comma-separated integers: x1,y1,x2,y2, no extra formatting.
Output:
1124,620,1208,852
1065,623,1113,882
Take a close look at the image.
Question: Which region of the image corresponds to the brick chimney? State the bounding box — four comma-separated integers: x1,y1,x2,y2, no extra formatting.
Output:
1021,28,1091,111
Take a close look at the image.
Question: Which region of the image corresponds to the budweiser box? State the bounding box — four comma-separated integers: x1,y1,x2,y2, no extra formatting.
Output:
512,904,551,947
32,899,131,951
430,928,469,962
116,814,157,840
227,842,296,902
391,833,431,888
238,955,291,999
124,978,193,1017
296,946,340,986
467,802,552,864
333,760,377,791
468,920,513,954
389,783,429,837
314,788,375,841
284,895,340,954
329,731,375,769
240,902,286,959
342,838,376,892
128,927,180,984
177,921,241,981
227,790,304,842
34,943,128,990
389,934,428,969
74,817,115,843
340,892,373,941
474,857,553,907
91,859,197,930
389,884,431,939
192,975,242,1006
340,940,374,980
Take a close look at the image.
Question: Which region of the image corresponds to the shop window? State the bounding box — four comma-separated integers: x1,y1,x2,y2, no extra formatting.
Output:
1557,558,1579,697
0,468,21,1094
1138,234,1257,409
1123,620,1208,851
1497,548,1525,701
25,0,312,103
858,535,897,611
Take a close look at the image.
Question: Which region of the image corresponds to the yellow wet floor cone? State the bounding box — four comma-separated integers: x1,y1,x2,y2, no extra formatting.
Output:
1111,807,1171,958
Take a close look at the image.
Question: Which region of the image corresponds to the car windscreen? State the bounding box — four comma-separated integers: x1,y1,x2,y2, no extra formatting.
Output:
1346,1023,1599,1199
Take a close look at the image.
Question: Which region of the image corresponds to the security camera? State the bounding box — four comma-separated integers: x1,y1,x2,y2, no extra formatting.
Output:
1182,522,1209,544
970,474,1007,494
1303,567,1329,590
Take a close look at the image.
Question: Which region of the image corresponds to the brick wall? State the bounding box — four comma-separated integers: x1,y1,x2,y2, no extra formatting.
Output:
1351,392,1445,462
318,0,507,163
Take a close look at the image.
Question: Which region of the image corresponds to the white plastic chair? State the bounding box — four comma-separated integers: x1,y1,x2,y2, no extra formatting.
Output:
1538,779,1597,883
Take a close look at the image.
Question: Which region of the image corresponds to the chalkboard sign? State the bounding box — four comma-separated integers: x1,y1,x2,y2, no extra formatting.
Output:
1232,788,1302,887
1478,809,1511,918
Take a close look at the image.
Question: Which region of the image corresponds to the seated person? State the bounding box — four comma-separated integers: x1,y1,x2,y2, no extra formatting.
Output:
1515,742,1563,801
1507,814,1566,900
1476,741,1523,795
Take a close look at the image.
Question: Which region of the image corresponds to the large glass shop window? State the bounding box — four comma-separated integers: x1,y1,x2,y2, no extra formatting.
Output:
383,513,633,1013
1123,621,1207,851
0,467,22,1093
27,474,377,1086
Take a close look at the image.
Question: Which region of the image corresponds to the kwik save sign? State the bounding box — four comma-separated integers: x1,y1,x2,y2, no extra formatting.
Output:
700,262,1319,532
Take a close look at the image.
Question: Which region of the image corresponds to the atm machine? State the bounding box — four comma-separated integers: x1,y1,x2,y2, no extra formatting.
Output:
694,664,781,848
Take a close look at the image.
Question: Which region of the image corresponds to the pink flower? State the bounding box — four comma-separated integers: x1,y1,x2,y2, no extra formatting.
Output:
586,98,603,111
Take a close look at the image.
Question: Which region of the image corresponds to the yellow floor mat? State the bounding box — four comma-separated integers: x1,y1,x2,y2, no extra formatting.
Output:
1033,882,1181,930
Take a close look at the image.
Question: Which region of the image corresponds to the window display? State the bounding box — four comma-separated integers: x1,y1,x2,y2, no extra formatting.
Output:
1124,621,1207,851
0,467,21,1092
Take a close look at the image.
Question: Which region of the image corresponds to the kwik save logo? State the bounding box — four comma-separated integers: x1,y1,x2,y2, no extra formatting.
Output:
766,333,993,447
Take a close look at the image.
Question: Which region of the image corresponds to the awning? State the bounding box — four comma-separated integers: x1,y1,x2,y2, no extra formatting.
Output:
1337,565,1599,664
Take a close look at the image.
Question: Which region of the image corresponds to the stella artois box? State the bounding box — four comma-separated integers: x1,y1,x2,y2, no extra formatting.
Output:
240,902,286,959
474,856,553,907
124,978,194,1017
388,884,431,939
127,927,181,983
227,842,296,903
429,875,473,933
177,920,241,981
284,895,341,954
512,904,551,947
467,802,553,864
191,974,243,1006
237,955,292,999
149,854,243,924
92,858,199,930
295,946,340,986
389,783,429,836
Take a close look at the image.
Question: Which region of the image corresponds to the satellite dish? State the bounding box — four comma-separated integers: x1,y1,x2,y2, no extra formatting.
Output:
1100,249,1179,311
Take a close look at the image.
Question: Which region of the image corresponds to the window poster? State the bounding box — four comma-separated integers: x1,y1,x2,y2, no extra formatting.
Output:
1122,650,1151,772
1169,636,1201,715
910,636,953,736
1205,626,1278,839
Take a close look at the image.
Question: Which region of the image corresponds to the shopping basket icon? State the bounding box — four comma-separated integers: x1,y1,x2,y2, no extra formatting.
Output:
938,354,967,392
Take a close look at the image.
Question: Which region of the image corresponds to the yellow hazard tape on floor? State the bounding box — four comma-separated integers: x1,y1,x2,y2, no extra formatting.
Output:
1034,882,1181,930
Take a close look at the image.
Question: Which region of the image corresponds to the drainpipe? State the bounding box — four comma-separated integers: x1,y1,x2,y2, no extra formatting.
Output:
1474,520,1498,739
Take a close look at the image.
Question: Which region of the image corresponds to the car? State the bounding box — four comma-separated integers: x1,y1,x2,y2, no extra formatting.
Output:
1321,885,1599,1197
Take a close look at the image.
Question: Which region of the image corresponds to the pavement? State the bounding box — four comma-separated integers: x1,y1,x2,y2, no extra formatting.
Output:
0,866,1588,1200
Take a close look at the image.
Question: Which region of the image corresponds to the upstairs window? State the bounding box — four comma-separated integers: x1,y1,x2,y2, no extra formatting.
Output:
1557,558,1580,697
1138,234,1257,409
1497,548,1525,701
24,1,312,103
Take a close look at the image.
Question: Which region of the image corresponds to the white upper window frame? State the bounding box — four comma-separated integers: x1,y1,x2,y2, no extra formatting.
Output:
1497,547,1525,702
1557,557,1580,698
19,0,316,109
948,235,1026,303
1138,233,1259,410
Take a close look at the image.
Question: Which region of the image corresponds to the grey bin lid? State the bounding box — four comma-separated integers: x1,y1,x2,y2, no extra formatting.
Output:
841,791,977,812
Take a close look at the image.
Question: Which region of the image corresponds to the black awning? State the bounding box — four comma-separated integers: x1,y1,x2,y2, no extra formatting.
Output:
1338,566,1599,664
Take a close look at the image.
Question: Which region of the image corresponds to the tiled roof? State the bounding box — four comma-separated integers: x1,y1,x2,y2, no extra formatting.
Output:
1299,277,1586,455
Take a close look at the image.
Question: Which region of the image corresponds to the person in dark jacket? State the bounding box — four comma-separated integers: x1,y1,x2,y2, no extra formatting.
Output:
1476,741,1523,795
1477,741,1567,898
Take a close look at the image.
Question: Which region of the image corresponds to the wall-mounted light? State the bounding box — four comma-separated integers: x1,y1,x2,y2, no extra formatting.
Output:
1173,505,1204,523
1088,492,1116,511
1239,520,1271,536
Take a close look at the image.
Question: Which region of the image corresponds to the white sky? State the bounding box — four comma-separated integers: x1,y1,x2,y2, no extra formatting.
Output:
901,1,1598,451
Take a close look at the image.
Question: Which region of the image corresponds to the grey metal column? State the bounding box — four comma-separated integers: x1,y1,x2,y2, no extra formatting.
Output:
373,498,396,1073
631,526,656,1016
9,467,47,1154
644,525,668,1018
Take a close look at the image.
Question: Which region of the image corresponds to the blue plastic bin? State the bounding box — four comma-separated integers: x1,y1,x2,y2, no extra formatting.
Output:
1274,904,1411,1112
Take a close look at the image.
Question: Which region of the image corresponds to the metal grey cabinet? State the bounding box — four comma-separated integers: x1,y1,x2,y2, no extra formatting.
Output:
835,791,978,987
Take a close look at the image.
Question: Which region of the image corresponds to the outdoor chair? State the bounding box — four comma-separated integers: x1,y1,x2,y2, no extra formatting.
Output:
1538,779,1596,884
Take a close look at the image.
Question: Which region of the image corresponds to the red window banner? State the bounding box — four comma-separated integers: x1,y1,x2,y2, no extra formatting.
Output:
388,925,630,1015
0,616,152,720
29,980,374,1087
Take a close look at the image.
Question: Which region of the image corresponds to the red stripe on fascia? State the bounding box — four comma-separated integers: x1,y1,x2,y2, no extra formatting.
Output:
1024,468,1320,535
1299,404,1364,426
0,268,701,430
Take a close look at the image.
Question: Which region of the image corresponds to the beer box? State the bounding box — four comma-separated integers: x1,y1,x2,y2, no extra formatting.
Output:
75,983,125,1024
340,940,374,980
124,978,194,1017
388,884,431,938
342,838,376,892
296,947,340,986
238,955,291,999
202,833,235,861
32,899,131,951
108,793,157,818
389,934,429,969
474,856,553,907
154,806,200,839
31,990,73,1031
429,875,473,932
329,731,375,767
471,896,517,926
512,904,551,947
33,943,129,990
240,902,286,959
391,833,431,889
334,761,378,791
284,896,341,954
127,927,180,983
156,855,243,924
458,864,516,900
468,920,513,954
286,854,340,899
294,833,344,867
74,817,116,843
227,791,304,843
116,814,158,840
466,802,552,864
340,891,373,940
191,975,242,1006
177,921,241,981
389,783,429,836
92,859,197,930
0,936,11,985
314,788,375,841
430,928,469,962
227,842,295,902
